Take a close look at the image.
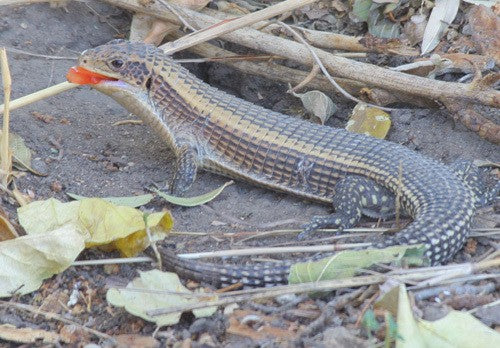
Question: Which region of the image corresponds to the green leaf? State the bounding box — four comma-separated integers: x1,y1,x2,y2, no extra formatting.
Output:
153,180,233,207
368,19,401,39
288,245,424,284
353,0,373,22
67,192,154,208
363,309,379,332
106,269,217,327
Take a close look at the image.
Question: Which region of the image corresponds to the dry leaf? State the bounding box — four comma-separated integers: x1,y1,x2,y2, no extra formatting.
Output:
421,0,460,54
403,14,427,46
107,270,217,326
346,103,391,139
292,90,337,124
18,198,81,236
0,213,17,241
18,197,172,257
0,225,85,297
144,21,178,45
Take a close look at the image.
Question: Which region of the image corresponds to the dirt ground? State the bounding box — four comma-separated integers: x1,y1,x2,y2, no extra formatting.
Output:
0,1,499,346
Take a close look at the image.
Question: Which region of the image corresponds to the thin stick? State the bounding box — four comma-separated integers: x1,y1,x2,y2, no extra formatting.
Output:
157,0,195,31
277,21,395,112
0,48,12,188
0,0,49,5
5,47,76,60
0,301,114,342
0,81,77,114
71,256,153,266
159,0,319,54
176,242,372,259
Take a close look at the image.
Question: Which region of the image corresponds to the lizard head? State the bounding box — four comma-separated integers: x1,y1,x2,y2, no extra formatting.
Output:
67,39,159,90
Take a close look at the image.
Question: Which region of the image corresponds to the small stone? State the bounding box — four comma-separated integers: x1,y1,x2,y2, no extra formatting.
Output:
50,180,63,192
103,264,120,275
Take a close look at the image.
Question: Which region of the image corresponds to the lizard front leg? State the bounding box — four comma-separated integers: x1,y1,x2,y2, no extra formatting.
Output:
169,143,199,196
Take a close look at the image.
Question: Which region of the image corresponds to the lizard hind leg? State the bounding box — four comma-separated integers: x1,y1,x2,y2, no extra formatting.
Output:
297,175,395,240
450,160,500,208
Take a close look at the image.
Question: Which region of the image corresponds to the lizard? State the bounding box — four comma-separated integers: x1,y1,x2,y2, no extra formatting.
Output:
67,40,498,287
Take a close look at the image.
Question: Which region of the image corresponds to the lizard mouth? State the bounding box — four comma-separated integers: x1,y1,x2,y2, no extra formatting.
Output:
67,66,118,85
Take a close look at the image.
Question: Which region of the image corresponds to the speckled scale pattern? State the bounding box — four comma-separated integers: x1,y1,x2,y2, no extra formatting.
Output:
78,41,494,287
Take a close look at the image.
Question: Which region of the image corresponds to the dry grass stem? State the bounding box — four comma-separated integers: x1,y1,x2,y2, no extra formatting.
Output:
202,7,411,56
0,81,77,114
176,242,372,259
5,47,76,60
289,64,320,93
0,48,12,188
158,0,319,54
0,0,51,5
72,256,153,266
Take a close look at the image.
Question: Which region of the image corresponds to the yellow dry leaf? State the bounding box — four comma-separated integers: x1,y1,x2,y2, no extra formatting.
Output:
346,103,391,139
78,198,146,247
18,198,172,257
113,211,173,257
0,213,18,241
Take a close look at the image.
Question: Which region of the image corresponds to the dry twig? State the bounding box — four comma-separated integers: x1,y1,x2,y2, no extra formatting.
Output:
101,0,499,108
0,301,114,342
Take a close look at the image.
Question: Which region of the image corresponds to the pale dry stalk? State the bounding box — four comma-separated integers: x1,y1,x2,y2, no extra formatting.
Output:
0,48,12,188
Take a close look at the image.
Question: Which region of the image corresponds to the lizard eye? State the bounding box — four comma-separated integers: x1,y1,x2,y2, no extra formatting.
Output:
111,59,124,68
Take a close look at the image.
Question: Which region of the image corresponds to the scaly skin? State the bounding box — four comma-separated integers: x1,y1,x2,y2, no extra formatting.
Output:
72,40,493,287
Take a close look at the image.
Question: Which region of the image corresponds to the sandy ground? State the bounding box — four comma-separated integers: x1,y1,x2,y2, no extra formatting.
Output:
0,1,498,345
